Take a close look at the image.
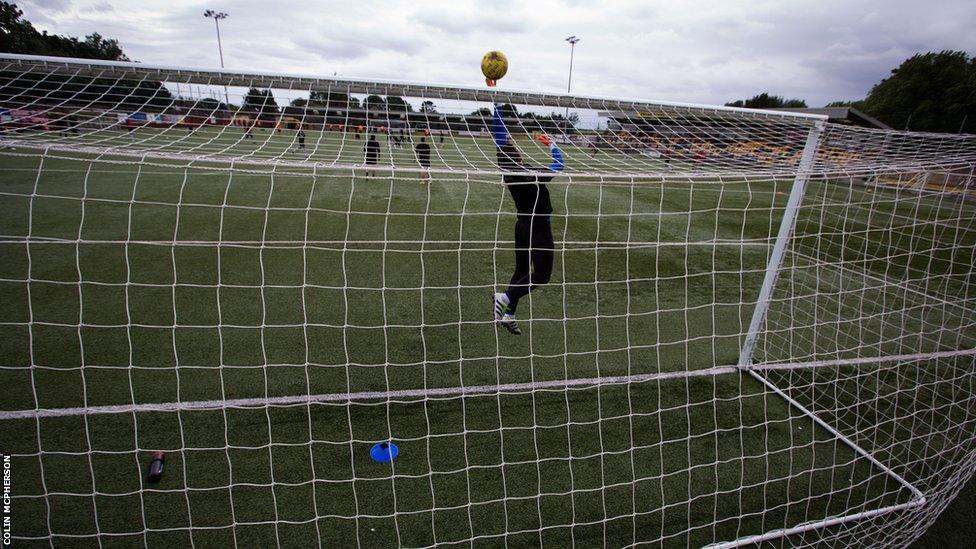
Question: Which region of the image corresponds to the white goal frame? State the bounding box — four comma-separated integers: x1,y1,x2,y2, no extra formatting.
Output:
2,53,973,548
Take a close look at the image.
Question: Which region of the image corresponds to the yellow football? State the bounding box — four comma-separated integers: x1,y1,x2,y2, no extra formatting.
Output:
481,51,509,81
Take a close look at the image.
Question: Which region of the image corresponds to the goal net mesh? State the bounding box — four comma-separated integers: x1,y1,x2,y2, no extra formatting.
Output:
0,54,974,548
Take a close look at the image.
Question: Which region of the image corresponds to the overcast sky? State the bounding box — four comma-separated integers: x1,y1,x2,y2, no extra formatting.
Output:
17,0,976,108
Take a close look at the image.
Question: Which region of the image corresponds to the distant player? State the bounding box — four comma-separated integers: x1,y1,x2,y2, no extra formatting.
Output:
415,137,431,184
244,125,254,139
296,127,306,149
491,103,565,335
364,133,380,177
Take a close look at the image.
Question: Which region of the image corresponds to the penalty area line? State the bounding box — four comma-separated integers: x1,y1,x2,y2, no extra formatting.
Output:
2,348,972,420
0,366,739,420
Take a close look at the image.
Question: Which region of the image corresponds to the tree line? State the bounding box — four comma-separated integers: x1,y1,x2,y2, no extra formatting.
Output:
0,1,126,60
0,2,172,110
728,50,975,133
830,51,975,133
725,93,807,109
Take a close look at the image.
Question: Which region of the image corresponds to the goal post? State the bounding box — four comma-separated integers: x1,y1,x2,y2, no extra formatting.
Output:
1,53,975,548
738,118,826,368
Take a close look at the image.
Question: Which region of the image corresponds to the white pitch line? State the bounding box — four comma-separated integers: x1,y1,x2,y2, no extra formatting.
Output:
2,348,973,420
2,367,738,420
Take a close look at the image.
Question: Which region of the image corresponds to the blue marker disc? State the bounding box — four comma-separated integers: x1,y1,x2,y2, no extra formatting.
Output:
370,441,399,463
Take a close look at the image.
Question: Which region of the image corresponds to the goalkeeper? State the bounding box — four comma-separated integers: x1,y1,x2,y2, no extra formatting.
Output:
491,103,565,335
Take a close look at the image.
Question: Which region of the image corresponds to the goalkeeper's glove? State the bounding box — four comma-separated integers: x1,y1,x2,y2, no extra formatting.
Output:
536,133,553,147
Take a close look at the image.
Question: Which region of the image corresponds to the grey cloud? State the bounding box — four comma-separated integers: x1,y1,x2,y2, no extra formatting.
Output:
292,32,428,61
413,8,527,36
22,0,72,12
293,39,372,61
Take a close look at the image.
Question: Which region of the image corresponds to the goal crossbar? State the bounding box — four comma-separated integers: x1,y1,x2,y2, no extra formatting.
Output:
0,53,827,121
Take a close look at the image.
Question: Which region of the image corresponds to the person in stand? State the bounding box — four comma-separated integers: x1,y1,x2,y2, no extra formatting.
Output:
364,133,380,177
415,137,431,184
53,114,68,137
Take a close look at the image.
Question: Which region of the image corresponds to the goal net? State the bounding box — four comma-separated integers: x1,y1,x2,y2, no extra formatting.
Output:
0,53,974,548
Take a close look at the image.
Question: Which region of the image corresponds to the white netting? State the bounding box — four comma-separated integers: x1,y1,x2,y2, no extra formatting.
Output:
0,54,974,548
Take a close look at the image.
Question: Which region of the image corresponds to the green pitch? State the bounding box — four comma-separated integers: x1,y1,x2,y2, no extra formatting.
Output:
10,124,700,174
0,128,974,547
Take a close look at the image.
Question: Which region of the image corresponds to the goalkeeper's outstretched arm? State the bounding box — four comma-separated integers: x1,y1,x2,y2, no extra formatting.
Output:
536,134,565,173
492,104,510,148
493,103,565,173
546,138,565,173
